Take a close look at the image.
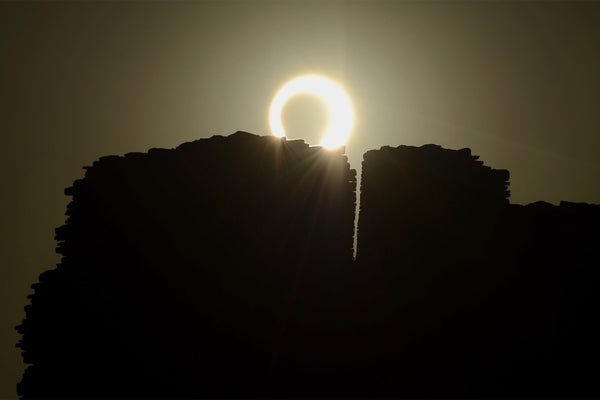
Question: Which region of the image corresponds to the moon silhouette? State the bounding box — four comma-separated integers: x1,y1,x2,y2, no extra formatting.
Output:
269,74,354,149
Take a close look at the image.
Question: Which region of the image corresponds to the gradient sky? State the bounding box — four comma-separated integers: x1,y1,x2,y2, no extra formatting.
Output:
2,1,600,397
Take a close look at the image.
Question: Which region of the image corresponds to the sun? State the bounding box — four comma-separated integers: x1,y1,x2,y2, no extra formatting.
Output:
269,74,354,150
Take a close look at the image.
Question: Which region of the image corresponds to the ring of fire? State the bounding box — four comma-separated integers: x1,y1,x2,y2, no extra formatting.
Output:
269,74,354,150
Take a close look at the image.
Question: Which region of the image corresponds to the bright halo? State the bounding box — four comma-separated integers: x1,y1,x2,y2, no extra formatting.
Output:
269,74,354,149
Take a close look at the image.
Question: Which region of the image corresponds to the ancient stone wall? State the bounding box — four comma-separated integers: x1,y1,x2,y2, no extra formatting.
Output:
16,133,600,398
355,144,600,396
17,132,356,397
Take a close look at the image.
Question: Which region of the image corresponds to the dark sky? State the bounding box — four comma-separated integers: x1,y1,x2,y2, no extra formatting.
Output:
1,1,600,396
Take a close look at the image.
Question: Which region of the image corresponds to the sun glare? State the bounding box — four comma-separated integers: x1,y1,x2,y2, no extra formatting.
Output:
269,74,354,150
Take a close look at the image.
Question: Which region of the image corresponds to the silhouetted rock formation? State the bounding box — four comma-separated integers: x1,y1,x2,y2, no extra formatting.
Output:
358,144,510,265
351,144,511,395
353,145,600,397
17,133,600,398
17,132,356,398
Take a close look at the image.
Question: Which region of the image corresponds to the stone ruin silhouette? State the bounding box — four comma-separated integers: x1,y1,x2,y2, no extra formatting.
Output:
16,131,600,398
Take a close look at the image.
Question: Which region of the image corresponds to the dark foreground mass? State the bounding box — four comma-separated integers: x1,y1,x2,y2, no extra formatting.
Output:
16,132,600,398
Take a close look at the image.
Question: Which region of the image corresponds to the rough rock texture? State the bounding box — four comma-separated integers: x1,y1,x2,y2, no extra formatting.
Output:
358,144,510,264
356,144,600,396
16,132,356,398
17,133,600,398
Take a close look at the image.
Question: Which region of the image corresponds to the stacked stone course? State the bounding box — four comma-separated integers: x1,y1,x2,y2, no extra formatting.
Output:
17,132,600,398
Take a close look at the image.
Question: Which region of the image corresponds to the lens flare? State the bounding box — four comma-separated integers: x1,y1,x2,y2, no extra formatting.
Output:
269,74,354,150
